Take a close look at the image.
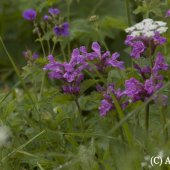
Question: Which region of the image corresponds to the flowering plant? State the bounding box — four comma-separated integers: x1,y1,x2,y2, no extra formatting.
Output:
1,1,170,169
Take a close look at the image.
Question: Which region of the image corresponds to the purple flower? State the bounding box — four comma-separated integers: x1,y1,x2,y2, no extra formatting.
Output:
124,78,145,102
62,85,80,94
22,9,37,21
92,42,101,56
134,64,151,80
43,15,51,21
54,22,70,37
153,53,169,75
166,9,170,17
106,52,124,70
153,32,166,45
125,35,135,46
99,99,113,116
130,41,145,59
32,53,39,60
91,42,124,70
144,78,163,96
48,8,60,16
99,84,126,116
44,52,85,95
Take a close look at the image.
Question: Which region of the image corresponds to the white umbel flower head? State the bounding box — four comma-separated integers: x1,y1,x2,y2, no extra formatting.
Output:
125,18,168,37
0,126,10,147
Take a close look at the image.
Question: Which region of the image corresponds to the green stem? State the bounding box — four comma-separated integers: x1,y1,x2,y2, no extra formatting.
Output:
125,0,131,26
39,73,46,101
51,42,57,55
60,42,67,62
75,98,84,131
145,103,150,133
160,107,168,142
110,93,133,146
115,114,126,142
66,0,71,58
34,22,46,58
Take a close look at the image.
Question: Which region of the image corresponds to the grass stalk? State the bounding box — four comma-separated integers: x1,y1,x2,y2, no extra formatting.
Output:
75,98,84,131
125,0,131,26
110,93,133,146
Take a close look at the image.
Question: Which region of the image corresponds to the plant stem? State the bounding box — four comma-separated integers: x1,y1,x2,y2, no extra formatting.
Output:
125,0,131,26
75,98,84,131
110,93,133,146
39,73,46,101
33,22,46,58
145,103,150,133
66,0,71,58
51,41,57,55
60,42,67,62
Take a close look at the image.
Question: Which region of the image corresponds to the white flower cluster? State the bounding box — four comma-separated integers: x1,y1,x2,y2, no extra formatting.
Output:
125,18,168,37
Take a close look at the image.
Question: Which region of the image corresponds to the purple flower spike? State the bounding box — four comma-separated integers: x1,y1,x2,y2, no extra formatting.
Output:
166,9,170,17
106,52,124,70
22,9,37,21
54,22,70,37
49,8,60,16
153,53,169,75
124,78,145,102
131,41,145,59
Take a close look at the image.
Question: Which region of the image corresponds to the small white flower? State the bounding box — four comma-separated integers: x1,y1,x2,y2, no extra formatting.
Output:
148,24,158,30
125,26,135,33
131,31,141,36
157,27,168,34
135,23,144,30
145,31,154,37
155,21,167,27
142,18,153,23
